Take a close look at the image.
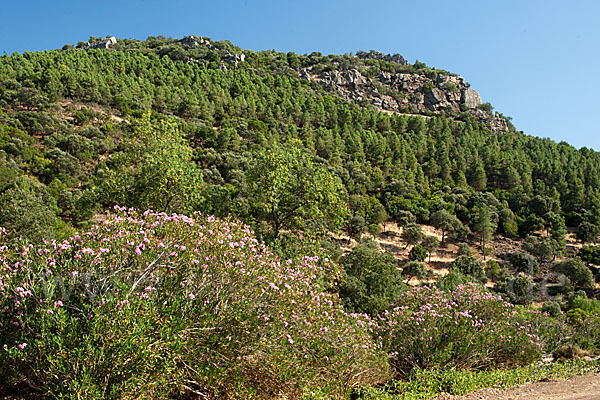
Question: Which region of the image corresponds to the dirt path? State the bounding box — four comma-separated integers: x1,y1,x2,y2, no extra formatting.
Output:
435,374,600,400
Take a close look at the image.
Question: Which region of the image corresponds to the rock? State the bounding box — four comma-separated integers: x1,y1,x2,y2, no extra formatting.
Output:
180,35,200,47
356,50,408,65
87,36,117,50
300,70,311,81
462,88,482,109
343,69,367,85
298,61,508,133
424,88,446,109
222,52,246,67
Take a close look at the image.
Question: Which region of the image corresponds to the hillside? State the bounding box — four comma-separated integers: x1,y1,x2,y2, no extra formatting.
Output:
2,34,600,399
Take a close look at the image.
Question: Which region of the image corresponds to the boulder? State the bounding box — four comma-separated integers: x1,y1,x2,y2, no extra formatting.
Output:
87,36,117,50
343,69,367,85
424,87,446,110
462,88,482,109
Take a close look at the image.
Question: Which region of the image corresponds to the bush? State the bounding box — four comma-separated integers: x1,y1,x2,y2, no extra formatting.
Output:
553,258,595,288
402,261,430,284
0,207,389,398
542,301,563,318
339,241,406,315
510,251,540,275
485,259,501,280
377,284,544,377
457,242,472,256
409,244,427,262
451,255,487,283
436,269,473,291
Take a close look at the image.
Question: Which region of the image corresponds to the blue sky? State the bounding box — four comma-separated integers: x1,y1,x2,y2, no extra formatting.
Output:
2,0,599,149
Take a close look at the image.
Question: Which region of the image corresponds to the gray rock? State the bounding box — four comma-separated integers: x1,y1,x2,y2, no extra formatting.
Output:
461,88,482,109
424,87,446,110
343,69,367,85
87,36,117,50
300,69,311,81
356,50,408,65
180,35,200,47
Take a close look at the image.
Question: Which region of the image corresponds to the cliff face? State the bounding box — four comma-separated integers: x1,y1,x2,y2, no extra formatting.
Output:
300,63,510,132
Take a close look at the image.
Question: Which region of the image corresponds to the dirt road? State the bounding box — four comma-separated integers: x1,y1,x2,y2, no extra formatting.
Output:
435,374,600,400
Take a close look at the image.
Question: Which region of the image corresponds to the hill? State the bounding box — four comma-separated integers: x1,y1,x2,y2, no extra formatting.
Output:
2,34,600,398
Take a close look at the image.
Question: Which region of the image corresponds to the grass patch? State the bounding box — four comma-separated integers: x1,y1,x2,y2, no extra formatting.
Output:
357,359,600,399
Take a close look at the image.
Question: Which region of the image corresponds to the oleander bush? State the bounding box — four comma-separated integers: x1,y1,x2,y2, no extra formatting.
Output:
376,284,544,377
0,207,389,399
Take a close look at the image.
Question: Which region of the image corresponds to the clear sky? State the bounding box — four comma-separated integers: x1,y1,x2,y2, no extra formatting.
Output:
2,0,599,149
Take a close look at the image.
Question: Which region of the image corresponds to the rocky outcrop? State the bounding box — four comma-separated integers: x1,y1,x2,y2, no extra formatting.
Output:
179,35,213,48
356,50,408,65
180,36,245,67
299,64,510,132
85,36,117,50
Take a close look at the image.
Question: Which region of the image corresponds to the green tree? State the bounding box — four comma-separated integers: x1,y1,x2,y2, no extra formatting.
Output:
421,235,440,263
101,115,203,213
577,221,600,244
338,241,406,315
402,261,430,284
402,223,423,249
471,204,497,260
510,251,540,275
522,235,561,265
247,141,348,238
552,258,594,288
451,255,487,283
430,209,462,244
409,244,427,262
469,163,487,191
0,176,59,243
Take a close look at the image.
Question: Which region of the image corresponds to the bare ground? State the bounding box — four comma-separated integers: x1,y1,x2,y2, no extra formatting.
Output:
434,374,600,400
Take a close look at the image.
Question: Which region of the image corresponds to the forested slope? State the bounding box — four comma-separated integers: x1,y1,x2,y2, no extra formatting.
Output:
3,34,600,399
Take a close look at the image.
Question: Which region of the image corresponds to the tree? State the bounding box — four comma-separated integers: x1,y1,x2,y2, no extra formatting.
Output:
552,258,594,288
451,255,487,283
346,215,366,242
395,210,416,229
430,209,462,244
402,261,429,284
469,163,487,191
577,221,600,245
510,251,540,275
522,236,561,265
402,223,423,249
437,269,472,291
421,235,440,263
471,204,497,260
247,141,348,238
101,115,203,213
498,208,518,237
0,176,59,243
338,241,406,315
409,244,427,262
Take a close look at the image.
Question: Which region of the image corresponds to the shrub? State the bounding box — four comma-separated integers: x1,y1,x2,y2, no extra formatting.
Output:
553,258,595,288
542,301,563,318
377,284,543,377
457,242,472,256
451,255,487,283
510,251,540,275
485,259,501,280
339,241,406,316
436,269,473,291
402,261,430,284
408,244,427,262
0,207,389,398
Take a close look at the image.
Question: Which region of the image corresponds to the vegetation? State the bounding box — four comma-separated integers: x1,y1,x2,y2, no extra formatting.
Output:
1,35,600,398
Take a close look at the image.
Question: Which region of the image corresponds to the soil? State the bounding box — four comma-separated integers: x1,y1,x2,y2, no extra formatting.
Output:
434,374,600,400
